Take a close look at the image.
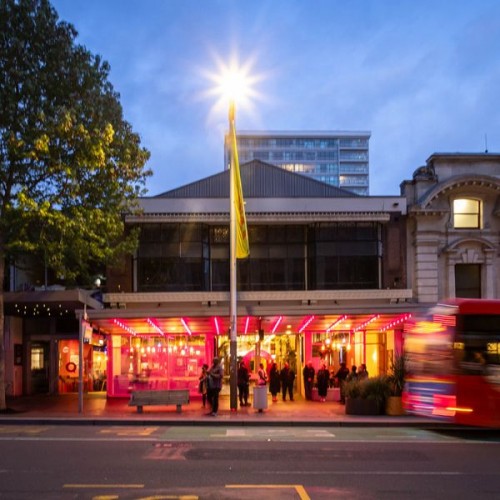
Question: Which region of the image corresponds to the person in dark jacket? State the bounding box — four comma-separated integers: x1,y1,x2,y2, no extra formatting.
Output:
237,360,250,406
303,361,315,401
335,362,350,404
280,362,295,401
316,363,330,402
269,362,281,402
206,357,223,416
346,365,358,383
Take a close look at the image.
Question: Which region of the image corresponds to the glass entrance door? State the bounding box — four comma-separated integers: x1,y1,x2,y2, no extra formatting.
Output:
31,342,50,394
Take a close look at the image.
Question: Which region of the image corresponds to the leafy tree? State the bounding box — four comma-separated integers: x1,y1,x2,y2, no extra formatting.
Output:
0,0,151,410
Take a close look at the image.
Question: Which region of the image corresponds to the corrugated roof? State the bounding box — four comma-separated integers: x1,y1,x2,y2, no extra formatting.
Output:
155,160,357,198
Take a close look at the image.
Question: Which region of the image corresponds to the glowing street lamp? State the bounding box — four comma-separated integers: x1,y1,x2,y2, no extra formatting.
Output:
211,61,255,411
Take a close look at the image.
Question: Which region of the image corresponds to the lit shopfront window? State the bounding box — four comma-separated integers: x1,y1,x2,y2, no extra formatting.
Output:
108,335,206,397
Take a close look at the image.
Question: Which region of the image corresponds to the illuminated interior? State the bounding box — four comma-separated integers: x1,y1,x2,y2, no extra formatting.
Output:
84,312,409,398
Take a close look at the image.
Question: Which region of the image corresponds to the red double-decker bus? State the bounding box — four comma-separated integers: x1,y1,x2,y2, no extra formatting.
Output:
403,299,500,428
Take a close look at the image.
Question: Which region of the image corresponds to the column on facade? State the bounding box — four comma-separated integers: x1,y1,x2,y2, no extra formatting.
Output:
414,239,440,303
445,249,458,299
484,248,496,298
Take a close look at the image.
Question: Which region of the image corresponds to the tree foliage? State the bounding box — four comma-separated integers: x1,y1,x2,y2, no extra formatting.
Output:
0,0,152,409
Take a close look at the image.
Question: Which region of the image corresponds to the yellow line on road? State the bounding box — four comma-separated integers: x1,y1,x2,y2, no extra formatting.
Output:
100,427,158,436
226,484,310,500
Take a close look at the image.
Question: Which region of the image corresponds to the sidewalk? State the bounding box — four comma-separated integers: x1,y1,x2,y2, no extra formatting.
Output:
1,392,439,427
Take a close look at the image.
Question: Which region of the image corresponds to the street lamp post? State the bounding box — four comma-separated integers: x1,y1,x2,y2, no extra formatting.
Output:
210,61,256,411
229,99,238,412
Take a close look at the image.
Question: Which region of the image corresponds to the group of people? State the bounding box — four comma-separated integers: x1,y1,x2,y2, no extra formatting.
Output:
237,360,296,404
303,361,369,403
200,357,370,414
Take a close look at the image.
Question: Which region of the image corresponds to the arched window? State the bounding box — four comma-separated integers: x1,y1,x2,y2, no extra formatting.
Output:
453,198,481,229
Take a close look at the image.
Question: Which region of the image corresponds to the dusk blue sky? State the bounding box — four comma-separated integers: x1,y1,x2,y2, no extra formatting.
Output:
51,0,500,196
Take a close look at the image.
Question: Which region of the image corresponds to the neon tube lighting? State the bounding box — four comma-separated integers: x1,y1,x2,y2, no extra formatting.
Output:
352,314,379,333
271,316,283,334
326,314,347,333
146,318,164,335
379,313,412,332
244,316,250,335
298,315,315,333
181,318,192,335
214,316,220,335
113,318,137,336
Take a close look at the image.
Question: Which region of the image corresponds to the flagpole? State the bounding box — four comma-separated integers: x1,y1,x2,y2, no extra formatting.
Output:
229,99,238,412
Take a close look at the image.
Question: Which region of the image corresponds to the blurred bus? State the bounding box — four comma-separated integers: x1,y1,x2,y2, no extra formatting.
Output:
403,299,500,427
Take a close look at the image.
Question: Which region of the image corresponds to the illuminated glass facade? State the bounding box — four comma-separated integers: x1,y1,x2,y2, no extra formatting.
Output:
224,131,371,195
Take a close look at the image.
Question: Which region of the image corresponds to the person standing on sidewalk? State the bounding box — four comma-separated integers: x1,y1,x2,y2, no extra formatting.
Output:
237,360,250,407
335,362,350,404
303,361,315,400
257,363,268,386
198,363,209,408
316,363,329,402
207,357,223,416
269,361,281,402
280,362,295,401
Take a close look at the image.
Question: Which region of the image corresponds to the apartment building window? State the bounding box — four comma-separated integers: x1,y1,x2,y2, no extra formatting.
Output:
453,198,481,229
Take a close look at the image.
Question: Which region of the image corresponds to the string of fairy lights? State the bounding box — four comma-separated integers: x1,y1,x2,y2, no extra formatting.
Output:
13,303,71,316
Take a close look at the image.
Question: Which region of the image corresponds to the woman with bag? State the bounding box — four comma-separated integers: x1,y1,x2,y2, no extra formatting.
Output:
257,362,268,385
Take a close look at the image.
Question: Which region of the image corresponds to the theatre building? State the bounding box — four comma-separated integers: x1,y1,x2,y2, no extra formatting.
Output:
79,159,415,398
4,159,431,399
5,153,500,399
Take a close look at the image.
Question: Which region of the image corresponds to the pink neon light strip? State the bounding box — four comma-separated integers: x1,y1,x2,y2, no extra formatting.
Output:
353,314,379,333
244,316,250,335
146,318,164,335
181,318,192,335
271,316,283,334
326,314,347,333
298,315,315,333
113,318,137,336
379,313,412,332
213,317,220,335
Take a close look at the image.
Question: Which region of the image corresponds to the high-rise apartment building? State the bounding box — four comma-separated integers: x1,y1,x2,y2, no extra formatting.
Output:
224,130,371,195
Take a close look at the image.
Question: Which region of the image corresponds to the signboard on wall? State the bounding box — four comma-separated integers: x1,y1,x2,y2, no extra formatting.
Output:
82,321,93,343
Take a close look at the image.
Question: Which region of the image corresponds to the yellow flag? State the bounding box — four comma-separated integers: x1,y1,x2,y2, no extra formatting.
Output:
230,118,249,259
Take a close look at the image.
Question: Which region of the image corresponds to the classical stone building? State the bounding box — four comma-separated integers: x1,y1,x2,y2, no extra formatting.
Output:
401,153,500,303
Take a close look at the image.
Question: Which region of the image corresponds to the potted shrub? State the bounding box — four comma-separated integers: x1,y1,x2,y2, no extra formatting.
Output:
386,354,407,415
344,376,391,415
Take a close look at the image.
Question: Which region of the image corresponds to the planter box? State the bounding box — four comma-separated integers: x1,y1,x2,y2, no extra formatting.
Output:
312,387,340,402
345,397,381,415
386,396,405,416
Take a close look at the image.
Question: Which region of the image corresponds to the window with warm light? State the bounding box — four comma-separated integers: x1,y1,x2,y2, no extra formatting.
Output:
453,198,481,229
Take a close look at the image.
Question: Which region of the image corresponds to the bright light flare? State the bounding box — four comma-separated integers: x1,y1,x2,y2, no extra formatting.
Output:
203,54,264,118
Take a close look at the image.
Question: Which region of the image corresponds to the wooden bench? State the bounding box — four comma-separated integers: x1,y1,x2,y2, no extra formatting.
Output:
128,389,190,413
